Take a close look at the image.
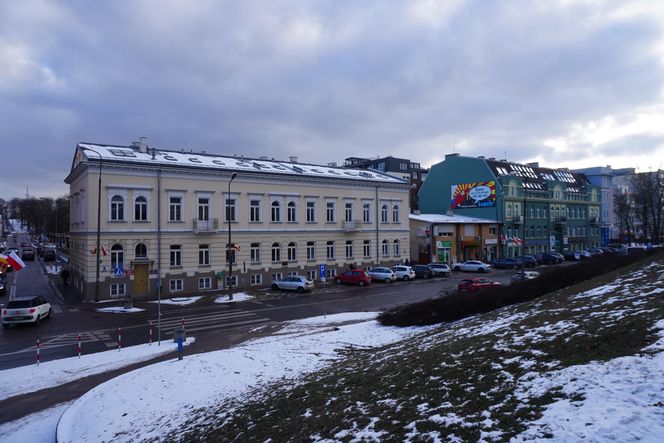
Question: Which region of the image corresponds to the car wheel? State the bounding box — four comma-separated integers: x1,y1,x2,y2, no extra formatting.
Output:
297,287,305,293
512,264,519,270
478,268,486,273
358,280,366,287
453,266,461,271
335,278,342,284
403,275,410,281
423,273,429,279
385,278,392,283
46,308,52,319
271,284,279,290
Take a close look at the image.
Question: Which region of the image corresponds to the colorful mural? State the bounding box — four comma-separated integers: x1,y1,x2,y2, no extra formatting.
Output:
450,181,496,209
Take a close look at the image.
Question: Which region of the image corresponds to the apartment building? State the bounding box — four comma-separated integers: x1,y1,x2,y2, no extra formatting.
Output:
65,142,411,302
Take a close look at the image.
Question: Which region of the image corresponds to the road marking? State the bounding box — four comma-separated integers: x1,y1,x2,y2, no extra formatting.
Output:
163,318,271,335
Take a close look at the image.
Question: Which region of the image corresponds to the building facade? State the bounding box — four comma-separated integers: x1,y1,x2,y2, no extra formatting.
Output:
418,154,602,259
65,142,411,302
343,156,429,213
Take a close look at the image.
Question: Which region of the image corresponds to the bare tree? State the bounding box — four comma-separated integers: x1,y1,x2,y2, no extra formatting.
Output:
613,191,634,244
629,170,664,243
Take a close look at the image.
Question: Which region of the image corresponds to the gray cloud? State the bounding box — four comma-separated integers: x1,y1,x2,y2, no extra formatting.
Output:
1,0,663,199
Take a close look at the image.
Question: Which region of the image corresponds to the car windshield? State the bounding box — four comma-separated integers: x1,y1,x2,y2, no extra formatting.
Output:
6,300,33,308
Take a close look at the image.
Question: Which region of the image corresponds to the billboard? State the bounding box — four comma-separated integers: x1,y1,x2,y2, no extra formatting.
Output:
450,181,496,209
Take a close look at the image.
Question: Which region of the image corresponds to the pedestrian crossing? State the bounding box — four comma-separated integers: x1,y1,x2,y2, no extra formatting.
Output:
151,308,271,336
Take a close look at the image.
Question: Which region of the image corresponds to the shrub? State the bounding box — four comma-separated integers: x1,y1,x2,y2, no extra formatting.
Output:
378,250,658,327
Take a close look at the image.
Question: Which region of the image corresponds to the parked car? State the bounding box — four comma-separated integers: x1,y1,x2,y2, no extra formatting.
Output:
453,260,492,273
412,265,434,279
43,249,56,262
457,277,502,292
335,270,371,286
578,250,591,260
511,271,541,282
491,258,521,269
427,263,452,277
589,248,604,256
0,277,6,295
21,247,36,261
2,296,52,328
540,252,562,264
562,251,580,261
368,267,396,283
270,276,315,293
391,266,416,281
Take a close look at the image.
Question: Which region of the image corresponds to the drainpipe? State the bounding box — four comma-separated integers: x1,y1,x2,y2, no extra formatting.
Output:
375,185,380,264
157,168,162,344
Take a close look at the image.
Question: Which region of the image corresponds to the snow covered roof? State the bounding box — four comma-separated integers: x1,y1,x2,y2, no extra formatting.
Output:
75,143,408,185
485,159,591,190
410,213,496,224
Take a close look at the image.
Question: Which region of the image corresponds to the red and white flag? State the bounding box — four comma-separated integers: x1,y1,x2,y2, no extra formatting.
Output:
512,236,524,245
7,250,25,271
91,246,108,256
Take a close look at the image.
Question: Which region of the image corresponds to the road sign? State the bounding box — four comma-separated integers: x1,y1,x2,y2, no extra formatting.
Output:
319,264,327,282
114,267,125,277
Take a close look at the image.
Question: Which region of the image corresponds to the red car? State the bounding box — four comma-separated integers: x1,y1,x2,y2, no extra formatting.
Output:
458,277,502,292
335,270,371,286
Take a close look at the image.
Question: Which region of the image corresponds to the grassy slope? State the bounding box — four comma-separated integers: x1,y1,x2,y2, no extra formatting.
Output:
171,256,664,442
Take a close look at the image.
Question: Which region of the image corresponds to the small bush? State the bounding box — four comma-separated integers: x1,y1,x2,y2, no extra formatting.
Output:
378,250,659,327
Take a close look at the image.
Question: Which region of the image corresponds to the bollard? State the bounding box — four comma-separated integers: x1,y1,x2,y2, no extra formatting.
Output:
149,321,153,345
181,318,185,330
178,334,183,361
36,338,40,366
118,327,122,351
77,334,81,358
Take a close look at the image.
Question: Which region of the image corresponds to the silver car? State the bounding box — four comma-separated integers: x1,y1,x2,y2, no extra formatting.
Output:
427,263,452,277
2,296,52,328
368,267,396,283
270,276,315,293
391,266,416,281
453,260,492,273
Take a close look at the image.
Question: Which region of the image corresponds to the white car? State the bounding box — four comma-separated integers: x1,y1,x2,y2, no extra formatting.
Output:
427,263,452,277
270,276,315,293
2,296,52,328
391,266,416,281
453,260,492,273
368,267,396,283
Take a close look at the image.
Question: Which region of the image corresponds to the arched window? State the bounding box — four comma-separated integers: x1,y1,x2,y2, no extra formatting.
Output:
111,195,124,221
393,239,400,256
392,205,400,223
134,196,148,221
287,201,297,222
111,244,124,270
381,239,389,256
135,243,147,259
287,242,297,261
271,201,281,222
381,205,388,223
271,242,281,262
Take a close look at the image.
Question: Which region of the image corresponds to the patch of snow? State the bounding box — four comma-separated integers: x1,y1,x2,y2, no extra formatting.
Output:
214,292,254,303
149,296,202,306
96,306,145,313
0,401,72,443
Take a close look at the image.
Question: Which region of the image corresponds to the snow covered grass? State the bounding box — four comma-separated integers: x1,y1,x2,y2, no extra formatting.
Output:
149,296,202,306
214,291,253,303
174,257,664,442
0,338,195,401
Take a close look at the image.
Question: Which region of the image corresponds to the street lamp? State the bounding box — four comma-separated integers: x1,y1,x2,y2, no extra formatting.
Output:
227,172,237,301
81,147,102,303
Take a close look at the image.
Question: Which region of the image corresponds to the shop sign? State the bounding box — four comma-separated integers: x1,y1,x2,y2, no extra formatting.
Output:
450,181,496,209
436,240,452,248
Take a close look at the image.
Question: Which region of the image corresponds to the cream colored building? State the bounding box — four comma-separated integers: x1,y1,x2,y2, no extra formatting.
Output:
65,142,411,301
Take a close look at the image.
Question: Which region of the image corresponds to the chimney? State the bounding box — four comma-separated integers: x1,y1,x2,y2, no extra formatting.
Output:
526,162,539,168
289,156,298,163
138,136,148,153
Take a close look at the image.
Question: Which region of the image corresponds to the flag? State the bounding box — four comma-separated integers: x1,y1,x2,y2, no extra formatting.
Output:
512,236,524,245
91,246,108,256
7,250,25,271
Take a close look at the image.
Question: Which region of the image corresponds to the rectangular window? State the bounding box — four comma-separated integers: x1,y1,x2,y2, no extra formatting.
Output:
489,227,497,235
271,272,283,282
326,269,337,278
169,196,182,221
225,198,236,222
345,240,353,258
306,241,315,260
198,197,209,221
306,270,317,281
199,244,210,266
134,197,148,221
250,243,260,264
271,244,281,262
326,202,335,223
250,274,262,286
345,202,353,222
169,279,183,292
362,203,371,223
198,277,212,289
110,283,126,297
326,241,335,260
170,245,182,267
363,240,371,258
287,243,297,261
225,275,237,287
306,201,316,222
250,199,261,222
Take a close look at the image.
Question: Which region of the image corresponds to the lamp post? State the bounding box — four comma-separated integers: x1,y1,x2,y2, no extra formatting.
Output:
81,147,102,302
227,172,237,301
521,182,528,279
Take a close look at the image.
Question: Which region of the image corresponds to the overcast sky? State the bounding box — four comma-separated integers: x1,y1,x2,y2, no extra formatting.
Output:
2,0,663,200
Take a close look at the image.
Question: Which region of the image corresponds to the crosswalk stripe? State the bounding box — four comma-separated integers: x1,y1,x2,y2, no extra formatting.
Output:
154,312,258,328
163,318,270,335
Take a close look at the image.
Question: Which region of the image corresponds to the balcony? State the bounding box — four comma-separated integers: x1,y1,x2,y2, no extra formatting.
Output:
512,215,524,224
193,218,218,234
342,220,362,232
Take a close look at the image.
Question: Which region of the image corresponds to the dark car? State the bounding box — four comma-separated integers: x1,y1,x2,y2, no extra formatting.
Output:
457,277,502,292
335,270,371,286
21,247,36,261
541,252,562,264
43,249,56,262
491,258,521,269
562,251,580,261
413,265,434,279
